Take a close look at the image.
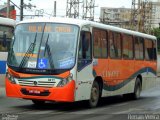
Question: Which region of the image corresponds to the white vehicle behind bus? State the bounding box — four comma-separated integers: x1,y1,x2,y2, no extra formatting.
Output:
0,17,15,83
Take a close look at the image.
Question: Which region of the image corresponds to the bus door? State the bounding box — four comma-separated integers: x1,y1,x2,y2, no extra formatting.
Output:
75,30,94,101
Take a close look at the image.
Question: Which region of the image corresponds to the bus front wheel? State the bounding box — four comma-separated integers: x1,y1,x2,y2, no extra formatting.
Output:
88,81,100,108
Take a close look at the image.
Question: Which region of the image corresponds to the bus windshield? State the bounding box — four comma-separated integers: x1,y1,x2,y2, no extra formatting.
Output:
0,25,14,52
7,23,79,74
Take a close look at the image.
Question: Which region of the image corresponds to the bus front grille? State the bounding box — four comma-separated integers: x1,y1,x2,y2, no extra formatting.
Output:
17,79,56,88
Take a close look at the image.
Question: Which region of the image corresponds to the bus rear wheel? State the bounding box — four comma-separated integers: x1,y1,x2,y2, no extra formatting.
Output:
132,77,142,99
123,77,141,100
88,81,100,108
32,100,45,105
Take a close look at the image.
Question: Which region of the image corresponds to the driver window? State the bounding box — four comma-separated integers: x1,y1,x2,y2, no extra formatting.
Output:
78,31,92,71
78,31,91,60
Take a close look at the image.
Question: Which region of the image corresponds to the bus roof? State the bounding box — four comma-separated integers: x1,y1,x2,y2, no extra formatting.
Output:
0,17,16,26
18,17,156,40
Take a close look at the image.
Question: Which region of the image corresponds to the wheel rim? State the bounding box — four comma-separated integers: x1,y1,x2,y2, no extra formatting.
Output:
136,84,141,98
91,86,99,103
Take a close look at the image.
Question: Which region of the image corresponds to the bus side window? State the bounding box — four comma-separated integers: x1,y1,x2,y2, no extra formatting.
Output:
145,39,153,60
122,34,134,59
109,31,122,59
78,31,92,71
135,37,144,60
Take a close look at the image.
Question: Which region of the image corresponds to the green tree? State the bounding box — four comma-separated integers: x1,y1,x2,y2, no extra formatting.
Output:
152,28,160,40
152,28,160,54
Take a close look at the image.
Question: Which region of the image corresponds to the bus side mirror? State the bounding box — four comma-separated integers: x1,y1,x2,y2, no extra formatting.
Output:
2,32,7,47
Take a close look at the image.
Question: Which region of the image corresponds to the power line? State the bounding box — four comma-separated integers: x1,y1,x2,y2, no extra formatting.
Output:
10,0,20,9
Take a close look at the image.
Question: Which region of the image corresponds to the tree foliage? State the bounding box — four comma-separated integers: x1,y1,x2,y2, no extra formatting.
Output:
152,28,160,40
152,28,160,54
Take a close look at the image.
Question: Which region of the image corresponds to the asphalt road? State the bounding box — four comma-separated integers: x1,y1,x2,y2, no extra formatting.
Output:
1,79,160,120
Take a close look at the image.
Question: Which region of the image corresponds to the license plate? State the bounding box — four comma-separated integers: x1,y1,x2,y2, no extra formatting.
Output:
29,90,41,94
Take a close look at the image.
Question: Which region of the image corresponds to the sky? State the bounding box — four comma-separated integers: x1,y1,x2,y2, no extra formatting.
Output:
0,0,157,21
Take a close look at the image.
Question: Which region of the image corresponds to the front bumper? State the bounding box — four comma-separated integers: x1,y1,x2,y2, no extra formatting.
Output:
5,79,75,102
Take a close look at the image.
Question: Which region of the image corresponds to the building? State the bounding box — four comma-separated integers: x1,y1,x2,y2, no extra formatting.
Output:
151,0,160,28
100,7,131,29
100,0,160,31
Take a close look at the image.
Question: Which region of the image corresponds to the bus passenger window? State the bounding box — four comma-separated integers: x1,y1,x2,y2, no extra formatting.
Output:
93,29,101,58
123,34,133,59
109,31,121,58
145,39,153,60
135,37,144,60
93,28,107,58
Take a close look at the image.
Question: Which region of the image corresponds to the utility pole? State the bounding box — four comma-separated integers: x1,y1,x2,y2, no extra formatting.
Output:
130,0,152,33
20,0,24,21
130,0,140,31
54,1,56,17
66,0,81,18
142,0,152,34
7,0,10,18
82,0,97,21
20,0,36,20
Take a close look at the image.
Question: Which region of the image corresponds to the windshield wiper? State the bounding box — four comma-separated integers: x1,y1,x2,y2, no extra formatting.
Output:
44,34,49,57
19,33,37,68
44,34,54,68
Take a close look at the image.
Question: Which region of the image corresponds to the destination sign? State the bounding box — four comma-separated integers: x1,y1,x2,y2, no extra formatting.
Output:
28,25,72,33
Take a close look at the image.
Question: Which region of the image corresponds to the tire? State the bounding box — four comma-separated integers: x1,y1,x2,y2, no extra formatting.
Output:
88,81,100,108
132,77,142,100
32,100,45,105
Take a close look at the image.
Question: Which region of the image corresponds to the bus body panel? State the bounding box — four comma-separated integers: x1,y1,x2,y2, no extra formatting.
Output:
75,62,94,101
101,77,136,97
0,52,8,76
140,61,157,90
93,59,135,96
93,59,156,97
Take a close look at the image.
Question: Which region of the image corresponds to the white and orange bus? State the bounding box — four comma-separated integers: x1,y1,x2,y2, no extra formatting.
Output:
5,17,157,107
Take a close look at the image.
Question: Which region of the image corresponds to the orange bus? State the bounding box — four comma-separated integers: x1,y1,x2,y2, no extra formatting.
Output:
5,17,157,107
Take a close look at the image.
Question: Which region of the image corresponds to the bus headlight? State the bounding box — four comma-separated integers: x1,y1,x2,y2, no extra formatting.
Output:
57,74,73,87
6,72,16,84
